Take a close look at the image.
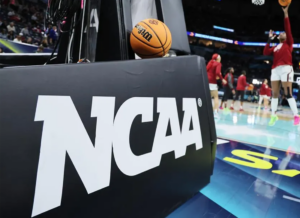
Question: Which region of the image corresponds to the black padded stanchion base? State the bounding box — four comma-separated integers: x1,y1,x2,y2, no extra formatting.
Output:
0,56,216,218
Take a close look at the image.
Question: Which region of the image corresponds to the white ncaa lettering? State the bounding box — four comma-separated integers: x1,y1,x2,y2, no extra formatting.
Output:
31,96,203,217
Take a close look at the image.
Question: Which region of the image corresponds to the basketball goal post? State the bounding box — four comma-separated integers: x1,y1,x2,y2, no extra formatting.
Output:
56,0,190,63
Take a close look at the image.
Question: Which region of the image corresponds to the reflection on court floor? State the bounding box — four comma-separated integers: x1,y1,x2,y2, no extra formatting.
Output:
216,102,300,153
169,140,300,218
169,102,300,218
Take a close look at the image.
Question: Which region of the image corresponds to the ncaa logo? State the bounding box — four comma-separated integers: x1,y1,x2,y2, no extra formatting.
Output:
31,96,203,217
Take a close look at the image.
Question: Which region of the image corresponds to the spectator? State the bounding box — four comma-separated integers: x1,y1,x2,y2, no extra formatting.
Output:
21,25,29,36
32,25,42,33
29,4,36,14
9,0,19,11
36,45,44,53
8,10,15,17
45,24,52,35
0,47,3,53
7,31,14,40
48,26,58,45
0,20,8,31
7,22,16,34
31,13,38,21
0,29,8,39
41,36,48,47
26,37,33,44
13,33,23,43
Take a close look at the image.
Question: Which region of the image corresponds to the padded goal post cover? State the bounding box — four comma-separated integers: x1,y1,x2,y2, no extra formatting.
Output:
96,0,135,61
155,0,191,55
96,0,190,61
0,56,216,218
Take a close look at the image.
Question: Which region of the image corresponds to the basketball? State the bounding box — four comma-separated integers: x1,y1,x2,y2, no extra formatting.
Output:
278,0,291,7
130,19,172,59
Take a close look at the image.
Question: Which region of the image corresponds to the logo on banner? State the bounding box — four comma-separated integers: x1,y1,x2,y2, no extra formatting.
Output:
31,96,203,217
135,24,153,42
84,8,99,33
297,77,300,85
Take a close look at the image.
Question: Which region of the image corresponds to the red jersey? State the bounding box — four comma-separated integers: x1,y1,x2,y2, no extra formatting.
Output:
207,61,223,84
266,88,272,97
236,75,249,91
260,84,269,95
263,17,293,69
224,72,234,90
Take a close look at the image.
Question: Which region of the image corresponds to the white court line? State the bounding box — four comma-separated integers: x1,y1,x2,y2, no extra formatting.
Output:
283,195,300,203
217,139,229,145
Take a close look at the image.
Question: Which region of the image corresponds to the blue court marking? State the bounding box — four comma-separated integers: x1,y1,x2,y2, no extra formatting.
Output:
201,141,300,218
168,140,300,218
167,191,236,218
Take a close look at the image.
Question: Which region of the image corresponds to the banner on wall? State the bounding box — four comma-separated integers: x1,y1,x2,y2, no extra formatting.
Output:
0,39,53,53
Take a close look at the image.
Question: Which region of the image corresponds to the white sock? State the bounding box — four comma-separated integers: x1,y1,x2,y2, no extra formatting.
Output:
258,96,263,105
271,98,278,116
231,104,233,107
287,98,298,116
240,105,243,109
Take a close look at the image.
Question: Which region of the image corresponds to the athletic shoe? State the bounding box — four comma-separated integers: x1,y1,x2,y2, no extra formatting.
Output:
268,115,278,126
230,107,234,110
294,116,300,126
239,109,244,112
219,106,224,110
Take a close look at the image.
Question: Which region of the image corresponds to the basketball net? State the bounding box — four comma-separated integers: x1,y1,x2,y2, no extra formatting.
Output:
252,0,265,5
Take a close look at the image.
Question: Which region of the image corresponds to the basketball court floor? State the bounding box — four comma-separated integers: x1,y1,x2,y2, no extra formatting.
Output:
168,102,300,218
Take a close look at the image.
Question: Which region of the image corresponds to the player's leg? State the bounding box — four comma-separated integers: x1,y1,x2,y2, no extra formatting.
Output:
239,91,245,111
231,91,238,110
282,82,299,125
264,96,269,110
211,90,219,117
281,66,299,125
269,68,281,126
222,87,230,110
258,95,263,106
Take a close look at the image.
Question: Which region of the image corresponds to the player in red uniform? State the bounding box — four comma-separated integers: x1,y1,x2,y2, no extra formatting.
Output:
206,54,227,117
232,71,249,111
259,79,270,110
266,87,272,107
220,67,235,110
263,4,299,126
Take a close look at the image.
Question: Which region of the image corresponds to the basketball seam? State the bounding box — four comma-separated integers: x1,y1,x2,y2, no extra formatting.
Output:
162,23,168,46
136,39,172,56
141,21,165,56
131,32,163,49
136,41,172,58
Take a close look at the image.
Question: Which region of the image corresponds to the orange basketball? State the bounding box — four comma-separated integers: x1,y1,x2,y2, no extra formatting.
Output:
130,19,172,59
278,0,291,7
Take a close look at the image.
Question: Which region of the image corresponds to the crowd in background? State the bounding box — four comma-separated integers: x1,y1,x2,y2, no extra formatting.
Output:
0,0,56,52
183,1,300,43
